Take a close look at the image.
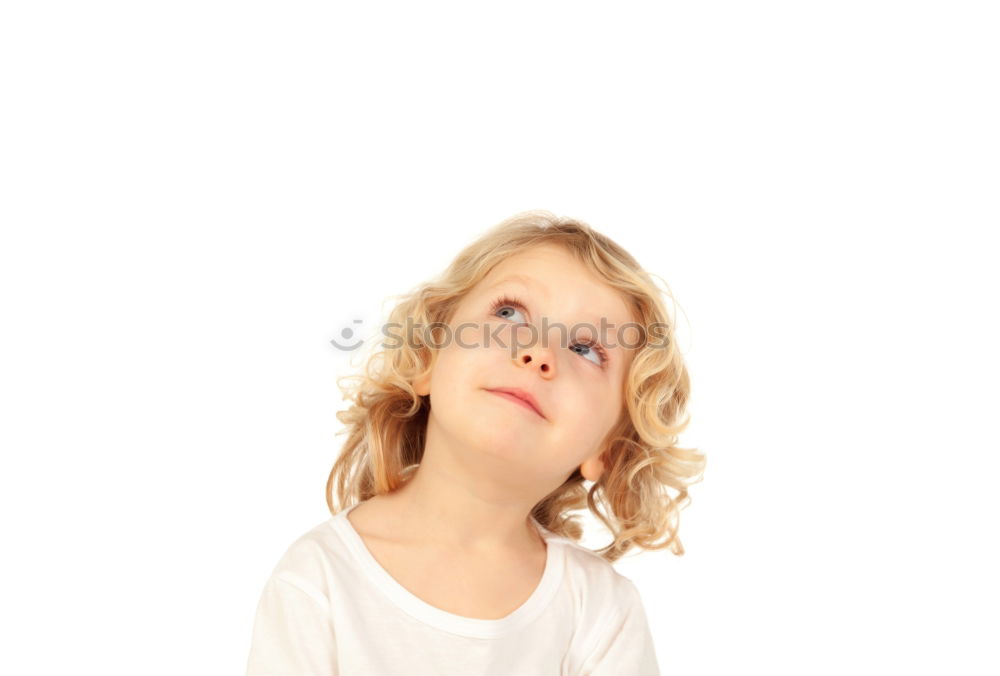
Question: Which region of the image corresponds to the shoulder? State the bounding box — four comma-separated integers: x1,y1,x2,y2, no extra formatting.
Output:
546,533,638,608
545,535,654,671
262,514,349,604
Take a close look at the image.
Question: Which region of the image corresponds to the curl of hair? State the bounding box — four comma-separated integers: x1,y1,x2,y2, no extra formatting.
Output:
326,210,706,563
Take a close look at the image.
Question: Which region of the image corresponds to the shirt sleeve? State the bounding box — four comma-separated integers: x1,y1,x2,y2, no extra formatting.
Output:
246,570,339,676
581,577,662,675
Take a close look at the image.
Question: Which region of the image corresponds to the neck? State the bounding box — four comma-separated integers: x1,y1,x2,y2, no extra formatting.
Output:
381,416,550,554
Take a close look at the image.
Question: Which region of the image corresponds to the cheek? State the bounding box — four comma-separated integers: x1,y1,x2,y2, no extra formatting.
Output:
425,343,483,411
552,388,616,443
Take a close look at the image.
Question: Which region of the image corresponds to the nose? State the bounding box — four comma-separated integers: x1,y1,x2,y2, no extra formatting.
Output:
510,326,557,376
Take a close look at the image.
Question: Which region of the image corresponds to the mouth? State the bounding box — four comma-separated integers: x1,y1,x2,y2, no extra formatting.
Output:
485,388,547,420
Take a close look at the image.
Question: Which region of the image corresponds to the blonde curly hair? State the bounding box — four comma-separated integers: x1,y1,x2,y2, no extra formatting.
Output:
327,210,706,563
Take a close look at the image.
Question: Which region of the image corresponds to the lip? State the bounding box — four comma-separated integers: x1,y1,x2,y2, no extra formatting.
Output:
485,388,547,420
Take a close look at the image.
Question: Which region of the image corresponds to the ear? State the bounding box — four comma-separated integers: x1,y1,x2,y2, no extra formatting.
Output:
580,450,606,482
413,370,431,397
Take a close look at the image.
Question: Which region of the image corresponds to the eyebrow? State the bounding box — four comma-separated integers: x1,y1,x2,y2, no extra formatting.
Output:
491,274,551,299
490,274,626,351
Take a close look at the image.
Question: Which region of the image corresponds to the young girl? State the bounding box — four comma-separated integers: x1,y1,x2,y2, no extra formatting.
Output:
246,210,706,675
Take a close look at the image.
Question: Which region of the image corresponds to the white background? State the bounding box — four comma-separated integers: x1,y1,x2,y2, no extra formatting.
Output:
2,1,997,674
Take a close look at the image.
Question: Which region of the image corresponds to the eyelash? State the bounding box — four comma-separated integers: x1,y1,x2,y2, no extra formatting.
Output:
488,294,609,369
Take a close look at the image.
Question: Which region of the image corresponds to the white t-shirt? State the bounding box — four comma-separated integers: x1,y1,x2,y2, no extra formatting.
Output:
246,503,661,675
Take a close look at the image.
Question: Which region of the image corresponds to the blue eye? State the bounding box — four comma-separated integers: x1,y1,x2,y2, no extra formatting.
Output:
570,341,606,367
489,295,608,368
491,297,528,324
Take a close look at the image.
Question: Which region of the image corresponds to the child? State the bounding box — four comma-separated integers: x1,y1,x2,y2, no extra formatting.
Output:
246,210,706,675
